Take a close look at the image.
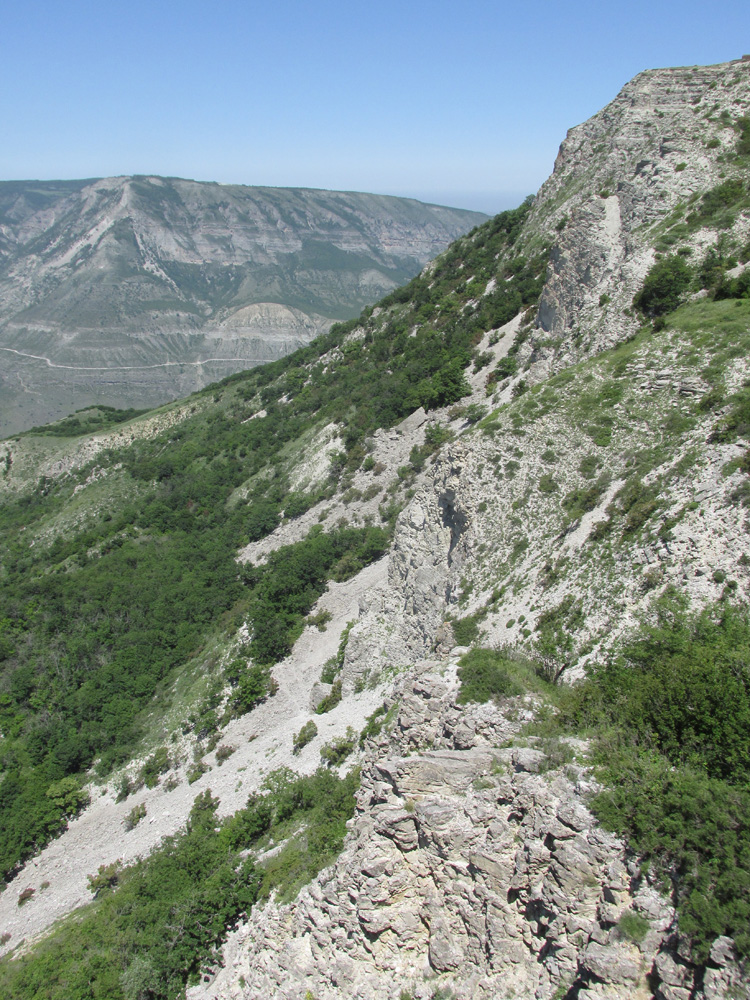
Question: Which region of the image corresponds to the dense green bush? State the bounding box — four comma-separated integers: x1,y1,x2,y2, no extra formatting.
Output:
456,648,523,704
634,254,693,316
555,597,750,960
737,116,750,156
231,663,276,714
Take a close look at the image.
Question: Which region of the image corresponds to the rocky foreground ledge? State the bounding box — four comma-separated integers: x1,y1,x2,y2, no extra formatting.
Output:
189,655,748,1000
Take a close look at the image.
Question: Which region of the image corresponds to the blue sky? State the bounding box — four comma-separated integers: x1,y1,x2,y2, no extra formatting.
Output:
2,0,749,214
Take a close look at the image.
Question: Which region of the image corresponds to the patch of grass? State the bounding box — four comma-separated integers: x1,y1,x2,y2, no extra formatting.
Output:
616,910,650,943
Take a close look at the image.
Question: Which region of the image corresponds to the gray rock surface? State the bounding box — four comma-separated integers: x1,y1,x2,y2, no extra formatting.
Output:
190,661,747,1000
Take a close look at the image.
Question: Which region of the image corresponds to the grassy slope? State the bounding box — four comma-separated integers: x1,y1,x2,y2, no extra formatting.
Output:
1,145,750,991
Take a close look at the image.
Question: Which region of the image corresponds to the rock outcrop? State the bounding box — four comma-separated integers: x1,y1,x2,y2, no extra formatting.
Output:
191,658,747,1000
522,59,750,373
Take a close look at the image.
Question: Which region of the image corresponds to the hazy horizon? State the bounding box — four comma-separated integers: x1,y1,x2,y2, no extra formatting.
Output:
2,0,749,215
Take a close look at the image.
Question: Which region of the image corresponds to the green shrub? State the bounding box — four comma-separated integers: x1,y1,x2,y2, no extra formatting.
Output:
319,727,356,767
45,777,89,817
232,663,276,714
215,744,236,764
554,598,750,961
320,656,339,684
465,402,488,424
737,116,750,156
451,611,484,646
456,648,523,704
138,747,170,789
315,679,342,714
634,255,692,317
187,761,209,784
17,887,35,906
292,720,318,755
306,609,332,631
87,861,123,898
562,475,608,521
123,803,146,831
538,473,558,493
359,703,391,746
710,385,750,443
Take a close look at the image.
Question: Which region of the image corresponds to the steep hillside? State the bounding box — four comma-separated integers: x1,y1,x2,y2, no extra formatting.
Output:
0,178,485,436
0,58,749,1000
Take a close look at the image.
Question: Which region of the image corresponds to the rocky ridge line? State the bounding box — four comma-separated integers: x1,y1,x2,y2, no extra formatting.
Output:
191,657,747,1000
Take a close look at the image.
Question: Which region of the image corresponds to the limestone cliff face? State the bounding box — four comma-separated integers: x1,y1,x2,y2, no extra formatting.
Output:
342,444,472,692
521,59,750,374
344,57,750,680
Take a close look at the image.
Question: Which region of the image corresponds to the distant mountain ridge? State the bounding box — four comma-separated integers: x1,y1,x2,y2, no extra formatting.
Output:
0,177,485,436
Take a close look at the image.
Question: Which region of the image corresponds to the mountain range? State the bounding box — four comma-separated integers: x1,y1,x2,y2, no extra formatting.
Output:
0,178,485,436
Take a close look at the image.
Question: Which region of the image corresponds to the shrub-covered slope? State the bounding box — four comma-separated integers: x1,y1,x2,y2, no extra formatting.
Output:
0,57,749,1000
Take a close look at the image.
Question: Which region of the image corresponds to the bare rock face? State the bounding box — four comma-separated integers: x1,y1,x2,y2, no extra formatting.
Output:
520,59,750,375
192,661,746,1000
342,445,472,693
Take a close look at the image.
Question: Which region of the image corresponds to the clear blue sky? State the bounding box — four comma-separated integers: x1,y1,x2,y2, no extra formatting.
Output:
2,0,748,214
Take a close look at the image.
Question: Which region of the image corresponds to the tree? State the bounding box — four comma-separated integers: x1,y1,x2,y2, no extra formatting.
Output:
634,255,692,317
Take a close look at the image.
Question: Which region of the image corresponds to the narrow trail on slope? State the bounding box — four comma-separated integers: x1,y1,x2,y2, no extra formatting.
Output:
0,346,271,372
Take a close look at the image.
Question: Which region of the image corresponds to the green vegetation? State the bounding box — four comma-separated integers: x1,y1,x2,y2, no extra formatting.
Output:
451,611,485,646
456,648,524,704
0,196,550,883
243,524,389,666
292,720,318,754
0,769,357,999
358,702,394,746
315,679,342,715
561,474,609,522
25,405,150,438
319,728,357,767
552,597,750,961
123,802,147,831
616,910,650,944
633,254,692,317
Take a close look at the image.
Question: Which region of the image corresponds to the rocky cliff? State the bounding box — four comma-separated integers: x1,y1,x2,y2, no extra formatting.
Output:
196,658,746,1000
